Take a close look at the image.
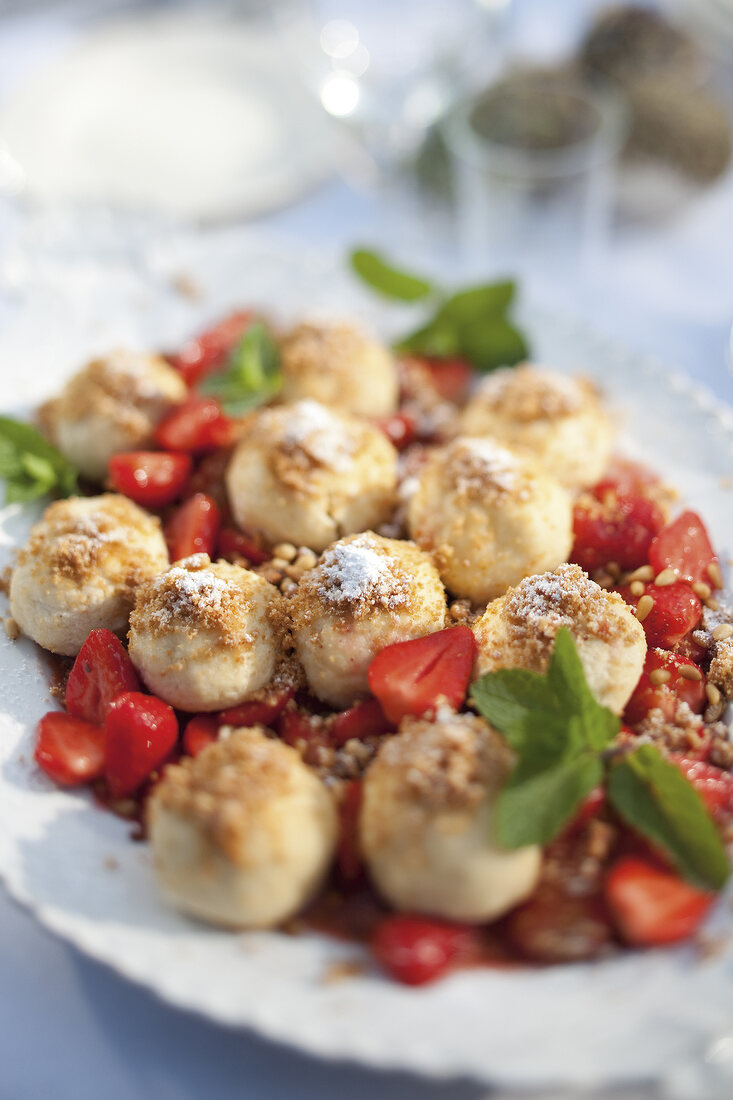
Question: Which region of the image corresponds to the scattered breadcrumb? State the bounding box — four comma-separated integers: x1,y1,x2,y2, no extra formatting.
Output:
322,958,366,984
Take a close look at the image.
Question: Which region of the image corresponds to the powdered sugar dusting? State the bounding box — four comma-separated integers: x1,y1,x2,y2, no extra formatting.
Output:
455,438,520,493
281,399,355,470
318,534,410,611
150,564,237,630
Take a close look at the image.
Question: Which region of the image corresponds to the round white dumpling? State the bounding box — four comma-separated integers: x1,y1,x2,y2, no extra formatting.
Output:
360,709,541,922
225,399,398,553
459,365,614,489
289,532,446,708
407,437,573,605
149,727,338,929
473,563,647,714
128,555,286,712
9,493,168,656
279,321,398,418
39,350,187,481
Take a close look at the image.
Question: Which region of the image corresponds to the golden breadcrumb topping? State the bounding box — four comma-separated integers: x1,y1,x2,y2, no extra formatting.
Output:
39,351,183,436
17,494,163,588
130,554,286,647
475,365,598,422
374,708,512,811
152,728,299,864
431,438,533,504
281,322,377,381
495,563,640,667
291,532,427,622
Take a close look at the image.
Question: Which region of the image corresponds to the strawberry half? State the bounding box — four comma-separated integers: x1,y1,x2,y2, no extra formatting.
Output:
104,692,178,798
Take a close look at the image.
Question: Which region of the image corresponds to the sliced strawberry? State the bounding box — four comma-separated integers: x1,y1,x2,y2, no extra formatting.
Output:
169,310,253,387
367,625,476,725
165,493,220,562
337,780,363,884
65,629,141,725
624,649,706,727
330,698,393,746
371,915,470,985
219,685,295,728
671,757,733,822
108,451,192,509
35,712,106,787
593,456,661,498
605,856,715,946
649,510,719,587
375,413,417,452
104,691,178,798
154,396,236,454
182,714,219,757
421,356,474,403
616,581,701,650
277,708,323,752
571,489,664,572
217,526,269,566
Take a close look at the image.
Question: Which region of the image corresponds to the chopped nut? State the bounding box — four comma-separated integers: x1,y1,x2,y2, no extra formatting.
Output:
627,565,654,583
678,665,703,681
649,668,671,685
654,568,676,587
630,580,645,597
712,624,733,642
4,617,19,640
693,581,712,600
636,594,654,621
708,562,724,589
272,542,297,563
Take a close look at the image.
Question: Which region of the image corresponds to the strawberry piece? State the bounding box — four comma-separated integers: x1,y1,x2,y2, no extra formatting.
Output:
371,915,469,985
182,714,219,757
108,451,191,509
605,856,715,946
593,456,661,498
564,785,606,835
217,526,269,566
624,649,706,727
507,884,614,962
35,712,106,787
421,356,474,403
165,493,220,561
671,757,733,821
375,413,417,452
330,698,393,746
571,489,664,572
337,780,363,884
616,581,701,649
65,629,141,725
169,310,253,387
649,510,719,587
154,396,236,454
368,625,477,725
219,685,295,728
278,709,326,748
104,691,178,798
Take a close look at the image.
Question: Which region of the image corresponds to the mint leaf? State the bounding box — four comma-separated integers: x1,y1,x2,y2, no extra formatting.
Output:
547,628,619,751
0,417,79,504
350,249,434,302
470,668,567,760
608,745,730,891
435,282,516,325
496,750,603,848
396,317,461,358
459,317,529,372
200,322,281,416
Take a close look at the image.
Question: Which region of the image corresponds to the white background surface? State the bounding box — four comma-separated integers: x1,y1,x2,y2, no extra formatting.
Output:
0,1,732,1098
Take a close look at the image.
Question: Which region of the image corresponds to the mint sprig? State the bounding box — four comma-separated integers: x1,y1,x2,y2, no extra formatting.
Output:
199,322,281,416
471,627,730,890
350,249,434,302
0,417,79,504
349,247,529,373
608,746,730,891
